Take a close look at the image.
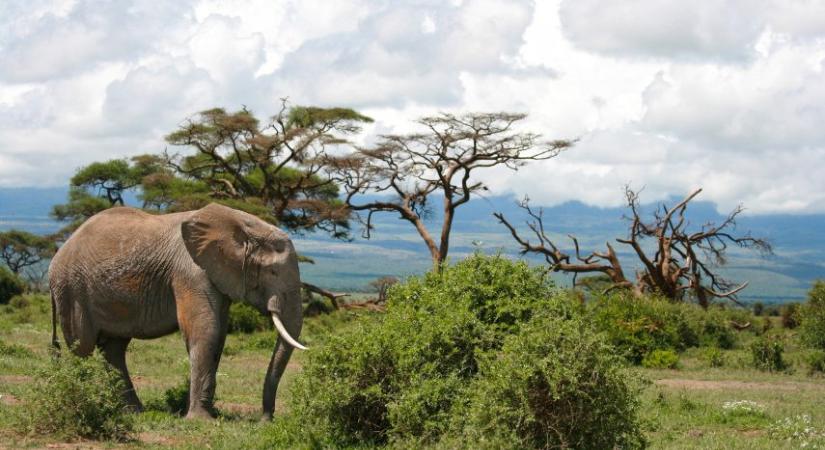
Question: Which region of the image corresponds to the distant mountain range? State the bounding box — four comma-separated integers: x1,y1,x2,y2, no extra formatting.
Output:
2,187,823,303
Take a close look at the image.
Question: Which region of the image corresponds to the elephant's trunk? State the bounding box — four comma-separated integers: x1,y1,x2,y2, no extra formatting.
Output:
261,292,303,420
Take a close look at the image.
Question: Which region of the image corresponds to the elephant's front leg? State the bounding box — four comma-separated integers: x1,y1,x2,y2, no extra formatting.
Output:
175,285,230,419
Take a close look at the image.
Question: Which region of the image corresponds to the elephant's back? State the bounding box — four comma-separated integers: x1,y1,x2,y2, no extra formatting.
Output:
49,207,190,337
52,207,183,271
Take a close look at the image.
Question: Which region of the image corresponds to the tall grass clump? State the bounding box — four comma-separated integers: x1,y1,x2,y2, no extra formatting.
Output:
278,254,645,448
800,280,825,350
20,349,133,440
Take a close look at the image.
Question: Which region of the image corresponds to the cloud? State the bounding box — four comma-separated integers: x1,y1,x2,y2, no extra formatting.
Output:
558,0,766,62
0,1,195,83
1,0,824,216
268,0,540,107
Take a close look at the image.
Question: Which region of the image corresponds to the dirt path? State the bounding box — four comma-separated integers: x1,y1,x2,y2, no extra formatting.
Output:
655,378,825,391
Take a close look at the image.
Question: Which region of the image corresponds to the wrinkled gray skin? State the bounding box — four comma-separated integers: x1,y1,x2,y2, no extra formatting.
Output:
48,203,303,420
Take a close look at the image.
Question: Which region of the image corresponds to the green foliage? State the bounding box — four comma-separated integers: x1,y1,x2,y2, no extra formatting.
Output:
703,347,726,368
587,294,750,364
800,280,825,350
227,302,269,334
457,318,646,450
282,254,642,448
20,350,133,440
752,302,764,316
750,336,787,372
642,349,680,369
0,266,25,305
303,295,335,317
805,350,825,376
781,302,801,329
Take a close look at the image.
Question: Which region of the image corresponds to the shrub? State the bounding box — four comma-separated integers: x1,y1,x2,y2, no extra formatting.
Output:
146,377,190,415
805,350,825,376
750,336,787,372
9,295,29,309
0,266,25,305
691,307,740,349
303,295,334,317
781,302,800,329
642,349,680,369
283,254,635,448
21,350,133,440
227,302,269,333
703,347,725,368
752,302,765,316
800,280,825,350
457,318,646,449
587,294,696,364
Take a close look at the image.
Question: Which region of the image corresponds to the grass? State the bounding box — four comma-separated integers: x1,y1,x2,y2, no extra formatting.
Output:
1,298,825,448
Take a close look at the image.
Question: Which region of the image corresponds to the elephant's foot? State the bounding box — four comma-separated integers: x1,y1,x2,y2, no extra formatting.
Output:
260,411,273,422
185,406,216,420
124,390,144,413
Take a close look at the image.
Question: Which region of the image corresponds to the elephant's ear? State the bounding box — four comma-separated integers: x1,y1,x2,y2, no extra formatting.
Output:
181,203,249,298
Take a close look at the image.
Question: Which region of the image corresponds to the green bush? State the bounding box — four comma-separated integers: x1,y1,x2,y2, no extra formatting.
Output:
587,294,696,363
586,295,750,364
9,295,29,309
800,281,825,350
146,377,190,415
227,302,269,333
21,350,133,440
457,318,646,449
752,302,765,316
751,336,787,372
642,349,680,369
805,350,825,376
0,266,25,305
781,303,800,329
282,254,642,448
703,347,725,368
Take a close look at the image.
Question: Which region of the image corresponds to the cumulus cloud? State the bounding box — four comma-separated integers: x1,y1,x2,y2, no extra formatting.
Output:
0,0,824,216
269,0,539,107
558,0,825,62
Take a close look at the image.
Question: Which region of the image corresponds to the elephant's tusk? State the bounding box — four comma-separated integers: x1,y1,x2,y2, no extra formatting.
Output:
271,314,308,350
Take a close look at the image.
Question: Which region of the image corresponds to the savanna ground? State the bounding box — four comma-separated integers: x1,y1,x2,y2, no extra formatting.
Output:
0,294,823,449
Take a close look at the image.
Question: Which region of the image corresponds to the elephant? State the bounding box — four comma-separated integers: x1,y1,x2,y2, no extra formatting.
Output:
48,203,306,420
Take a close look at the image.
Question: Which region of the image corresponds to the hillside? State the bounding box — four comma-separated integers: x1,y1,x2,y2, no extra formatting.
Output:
1,187,823,302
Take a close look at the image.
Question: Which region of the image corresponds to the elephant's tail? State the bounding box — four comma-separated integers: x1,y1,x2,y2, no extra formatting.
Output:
50,294,60,354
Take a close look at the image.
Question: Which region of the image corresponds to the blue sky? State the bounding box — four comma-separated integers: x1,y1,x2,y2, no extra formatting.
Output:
1,0,824,214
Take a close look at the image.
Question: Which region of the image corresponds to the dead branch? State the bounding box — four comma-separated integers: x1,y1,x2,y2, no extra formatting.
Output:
301,281,349,310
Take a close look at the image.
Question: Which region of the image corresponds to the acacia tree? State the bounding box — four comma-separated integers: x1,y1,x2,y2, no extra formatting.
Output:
324,112,572,269
52,156,163,236
162,103,372,237
495,187,772,307
0,230,56,282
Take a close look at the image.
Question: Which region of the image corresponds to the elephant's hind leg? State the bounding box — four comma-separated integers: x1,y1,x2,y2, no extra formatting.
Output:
98,336,143,412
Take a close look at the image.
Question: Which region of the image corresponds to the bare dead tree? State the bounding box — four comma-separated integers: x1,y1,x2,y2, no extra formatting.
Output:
495,187,772,307
324,112,572,269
